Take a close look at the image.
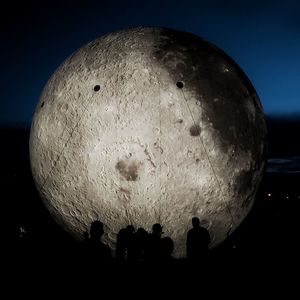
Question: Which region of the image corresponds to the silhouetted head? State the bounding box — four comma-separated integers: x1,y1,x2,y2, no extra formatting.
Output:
152,223,163,235
126,225,135,233
137,227,147,234
136,227,148,238
90,221,104,240
192,217,200,228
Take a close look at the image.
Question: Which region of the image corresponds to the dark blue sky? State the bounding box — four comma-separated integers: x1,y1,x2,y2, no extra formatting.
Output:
1,0,300,127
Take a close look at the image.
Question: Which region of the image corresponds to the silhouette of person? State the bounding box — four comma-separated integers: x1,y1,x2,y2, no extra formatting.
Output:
161,237,174,261
85,220,112,263
186,217,210,261
145,223,164,261
130,227,149,261
116,225,135,261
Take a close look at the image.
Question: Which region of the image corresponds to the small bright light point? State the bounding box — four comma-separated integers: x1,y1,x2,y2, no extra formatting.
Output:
286,196,289,199
19,226,26,238
267,193,271,197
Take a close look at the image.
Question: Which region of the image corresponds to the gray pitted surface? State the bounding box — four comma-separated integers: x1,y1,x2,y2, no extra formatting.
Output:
30,27,267,257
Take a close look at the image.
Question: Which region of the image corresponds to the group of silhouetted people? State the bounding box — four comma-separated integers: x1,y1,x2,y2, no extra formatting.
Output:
115,223,175,262
80,217,210,263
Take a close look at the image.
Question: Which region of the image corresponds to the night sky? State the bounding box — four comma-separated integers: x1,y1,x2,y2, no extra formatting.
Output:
1,0,300,127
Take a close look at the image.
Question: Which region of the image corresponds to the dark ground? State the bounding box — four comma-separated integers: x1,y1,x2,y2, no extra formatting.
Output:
2,117,299,290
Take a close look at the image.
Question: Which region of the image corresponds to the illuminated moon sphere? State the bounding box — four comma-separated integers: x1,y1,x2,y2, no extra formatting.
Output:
30,27,267,257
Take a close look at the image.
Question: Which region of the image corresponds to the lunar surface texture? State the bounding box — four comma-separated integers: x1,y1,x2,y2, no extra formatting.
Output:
30,27,267,258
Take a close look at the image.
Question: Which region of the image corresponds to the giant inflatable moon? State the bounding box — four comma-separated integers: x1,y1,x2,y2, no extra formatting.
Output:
30,27,267,257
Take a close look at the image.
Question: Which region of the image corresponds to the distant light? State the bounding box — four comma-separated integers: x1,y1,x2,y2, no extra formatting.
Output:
19,226,26,238
267,193,272,197
286,196,289,199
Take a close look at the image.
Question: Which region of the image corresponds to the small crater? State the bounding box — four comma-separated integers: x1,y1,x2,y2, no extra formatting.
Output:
118,188,131,203
116,160,140,181
94,85,101,92
196,158,200,163
41,102,44,108
176,81,184,88
189,124,201,137
120,187,130,194
177,119,183,124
